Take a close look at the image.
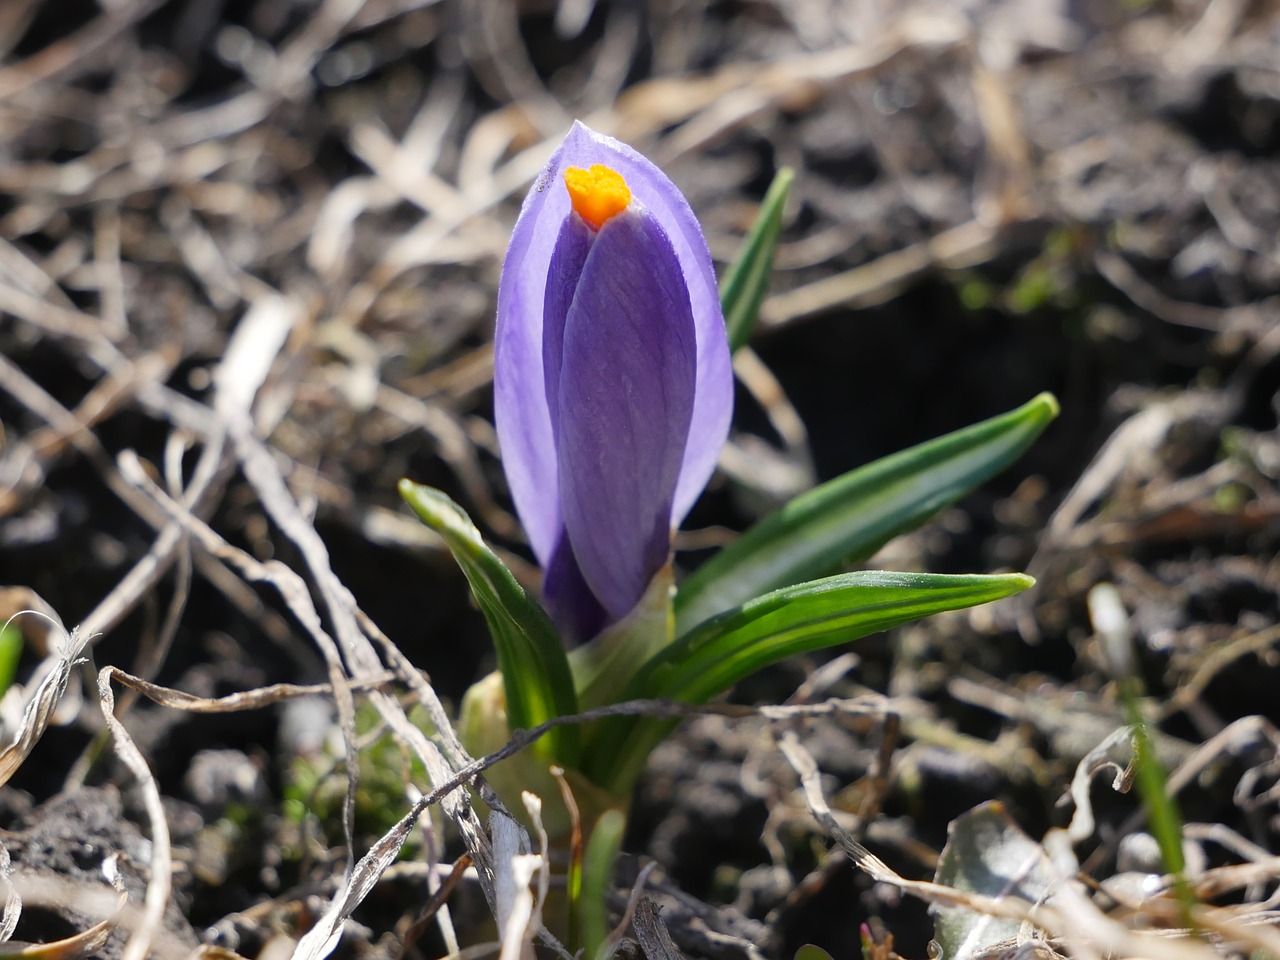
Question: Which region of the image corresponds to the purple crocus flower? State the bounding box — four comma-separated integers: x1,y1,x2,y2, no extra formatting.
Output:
494,122,733,643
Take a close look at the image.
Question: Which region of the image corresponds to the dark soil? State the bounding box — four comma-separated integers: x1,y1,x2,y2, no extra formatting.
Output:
0,1,1278,959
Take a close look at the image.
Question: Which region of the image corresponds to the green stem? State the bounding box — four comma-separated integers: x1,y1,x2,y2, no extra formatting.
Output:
1117,676,1197,926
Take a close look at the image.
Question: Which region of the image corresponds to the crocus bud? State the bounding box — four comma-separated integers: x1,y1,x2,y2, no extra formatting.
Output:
495,122,733,642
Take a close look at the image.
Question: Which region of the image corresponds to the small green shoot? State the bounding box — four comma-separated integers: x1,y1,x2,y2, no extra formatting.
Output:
578,809,626,960
0,622,23,697
1088,583,1197,925
283,701,433,854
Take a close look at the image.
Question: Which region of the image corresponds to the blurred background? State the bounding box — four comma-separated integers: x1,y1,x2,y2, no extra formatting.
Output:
0,1,1278,957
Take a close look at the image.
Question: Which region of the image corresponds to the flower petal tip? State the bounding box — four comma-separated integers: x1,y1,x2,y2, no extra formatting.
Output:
495,120,734,637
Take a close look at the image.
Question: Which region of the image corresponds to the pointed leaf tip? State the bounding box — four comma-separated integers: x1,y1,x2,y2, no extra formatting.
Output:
721,166,794,352
1032,390,1060,419
586,570,1032,789
676,394,1057,634
398,479,579,762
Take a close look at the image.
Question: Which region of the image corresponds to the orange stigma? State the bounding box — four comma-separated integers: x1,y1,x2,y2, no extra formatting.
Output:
564,164,631,229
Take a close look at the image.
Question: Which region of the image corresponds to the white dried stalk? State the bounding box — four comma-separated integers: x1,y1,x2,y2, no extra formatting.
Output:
522,792,549,940
96,667,171,960
1063,726,1134,844
774,729,1236,960
493,805,542,960
99,664,394,713
124,344,504,935
0,615,88,790
8,873,191,959
290,796,433,960
0,842,20,943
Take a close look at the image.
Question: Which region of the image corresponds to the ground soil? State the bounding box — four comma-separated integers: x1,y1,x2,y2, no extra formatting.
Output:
0,2,1278,959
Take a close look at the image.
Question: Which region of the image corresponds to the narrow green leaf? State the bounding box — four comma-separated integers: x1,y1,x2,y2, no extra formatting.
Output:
676,392,1058,635
0,623,22,697
1127,699,1196,921
652,571,1030,703
398,480,578,763
586,571,1033,790
720,167,794,351
579,809,627,960
1090,581,1196,923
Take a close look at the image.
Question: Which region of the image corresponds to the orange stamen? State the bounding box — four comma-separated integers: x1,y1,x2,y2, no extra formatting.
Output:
564,164,631,229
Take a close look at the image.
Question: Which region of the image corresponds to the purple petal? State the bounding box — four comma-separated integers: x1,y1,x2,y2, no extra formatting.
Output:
556,208,697,619
541,214,593,442
495,121,733,575
494,131,591,565
555,124,733,525
542,534,609,645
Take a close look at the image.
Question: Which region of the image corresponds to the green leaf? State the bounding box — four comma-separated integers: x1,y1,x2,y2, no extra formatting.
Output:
398,480,578,764
579,809,627,960
676,392,1058,635
650,571,1030,703
0,623,22,697
585,570,1033,790
720,167,794,351
569,565,675,711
